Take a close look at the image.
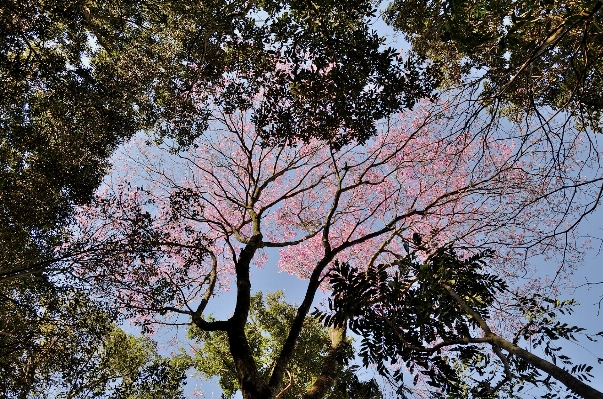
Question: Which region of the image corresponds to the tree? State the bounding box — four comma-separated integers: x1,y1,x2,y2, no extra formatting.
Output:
191,291,381,399
16,1,597,397
319,245,603,399
65,85,600,398
2,0,145,282
3,0,437,389
0,289,190,399
1,0,157,374
0,0,435,322
0,290,110,398
58,328,190,399
384,0,603,132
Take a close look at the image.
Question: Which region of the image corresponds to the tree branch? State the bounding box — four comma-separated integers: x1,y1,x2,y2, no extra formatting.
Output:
441,282,603,399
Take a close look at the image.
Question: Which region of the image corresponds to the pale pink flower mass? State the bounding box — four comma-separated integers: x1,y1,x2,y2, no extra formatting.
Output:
69,99,592,336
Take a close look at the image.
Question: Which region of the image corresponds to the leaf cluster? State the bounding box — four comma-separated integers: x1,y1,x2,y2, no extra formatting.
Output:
1,288,190,399
316,243,599,398
240,0,439,147
317,246,503,397
385,0,603,131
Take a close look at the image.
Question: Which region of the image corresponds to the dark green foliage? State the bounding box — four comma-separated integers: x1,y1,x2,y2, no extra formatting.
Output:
330,365,383,399
243,0,438,147
385,0,603,131
0,0,247,278
318,247,502,397
0,290,190,399
0,304,190,399
1,1,161,365
0,1,241,386
316,244,600,398
89,329,191,399
0,290,112,397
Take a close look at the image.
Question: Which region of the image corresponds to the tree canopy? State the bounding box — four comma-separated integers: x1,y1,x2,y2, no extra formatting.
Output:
2,1,603,398
1,2,433,392
1,292,190,399
385,0,603,132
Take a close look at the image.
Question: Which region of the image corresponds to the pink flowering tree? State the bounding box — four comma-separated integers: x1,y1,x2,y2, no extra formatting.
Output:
65,96,600,398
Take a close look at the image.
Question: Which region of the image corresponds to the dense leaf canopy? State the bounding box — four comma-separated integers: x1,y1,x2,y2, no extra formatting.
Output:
0,291,190,398
385,0,603,130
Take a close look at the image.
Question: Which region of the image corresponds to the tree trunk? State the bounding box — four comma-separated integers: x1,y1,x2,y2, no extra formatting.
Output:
303,325,346,399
